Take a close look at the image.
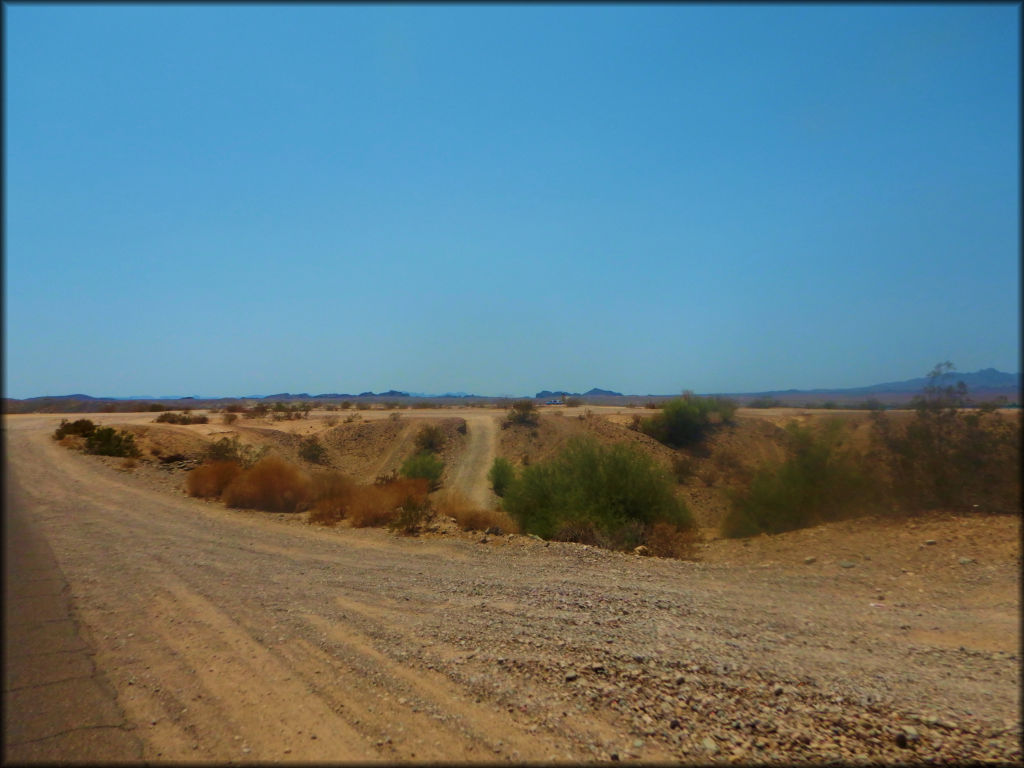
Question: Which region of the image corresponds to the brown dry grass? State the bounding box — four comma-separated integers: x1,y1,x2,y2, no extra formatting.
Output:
305,473,431,528
222,455,312,513
347,478,431,528
187,460,243,498
307,471,355,526
644,521,701,559
435,491,519,533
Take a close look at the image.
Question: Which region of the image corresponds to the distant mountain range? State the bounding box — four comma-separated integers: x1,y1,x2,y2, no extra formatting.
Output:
749,370,1019,397
727,368,1020,402
4,370,1018,413
535,388,624,399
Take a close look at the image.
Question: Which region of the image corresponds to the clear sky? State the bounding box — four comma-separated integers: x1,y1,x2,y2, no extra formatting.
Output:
4,4,1019,398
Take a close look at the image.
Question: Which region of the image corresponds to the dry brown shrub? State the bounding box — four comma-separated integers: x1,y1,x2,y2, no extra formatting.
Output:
436,491,519,533
347,478,430,528
187,460,243,498
307,471,355,526
645,521,700,560
222,456,312,513
58,435,84,449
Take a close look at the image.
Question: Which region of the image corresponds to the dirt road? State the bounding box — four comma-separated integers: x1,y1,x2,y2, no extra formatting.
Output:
3,414,1020,762
448,413,499,509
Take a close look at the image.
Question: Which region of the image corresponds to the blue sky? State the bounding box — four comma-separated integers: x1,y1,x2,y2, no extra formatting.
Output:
4,4,1019,398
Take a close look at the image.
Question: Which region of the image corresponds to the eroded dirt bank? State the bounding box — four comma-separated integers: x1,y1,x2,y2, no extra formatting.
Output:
3,414,1020,762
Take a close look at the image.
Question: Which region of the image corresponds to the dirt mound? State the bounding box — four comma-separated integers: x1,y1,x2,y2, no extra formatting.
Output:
118,423,214,462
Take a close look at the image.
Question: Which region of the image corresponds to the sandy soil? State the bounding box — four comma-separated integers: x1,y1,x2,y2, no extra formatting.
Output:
3,410,1020,762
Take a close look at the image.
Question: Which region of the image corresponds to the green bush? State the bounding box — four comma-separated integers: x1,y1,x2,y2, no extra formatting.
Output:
400,451,444,490
487,457,516,497
721,419,878,538
414,424,446,452
640,393,736,448
53,419,97,440
85,427,141,458
299,436,328,465
502,436,693,551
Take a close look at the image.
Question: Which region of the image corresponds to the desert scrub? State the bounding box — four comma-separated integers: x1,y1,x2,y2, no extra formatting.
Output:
206,435,267,467
299,436,328,465
388,495,435,535
414,424,446,452
85,427,141,458
436,491,518,533
53,418,97,440
347,478,431,528
722,419,879,538
487,457,516,497
187,460,242,498
502,436,694,552
306,471,355,525
400,451,444,490
154,411,209,425
222,456,312,513
506,399,538,426
639,393,736,448
870,363,1020,513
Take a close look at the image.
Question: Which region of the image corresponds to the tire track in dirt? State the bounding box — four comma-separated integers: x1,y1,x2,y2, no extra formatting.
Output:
0,422,596,761
448,413,499,509
369,421,417,482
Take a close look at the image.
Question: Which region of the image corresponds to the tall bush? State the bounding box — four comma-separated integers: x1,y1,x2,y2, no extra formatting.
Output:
502,437,693,551
721,419,878,538
400,451,444,490
640,393,736,448
487,457,516,497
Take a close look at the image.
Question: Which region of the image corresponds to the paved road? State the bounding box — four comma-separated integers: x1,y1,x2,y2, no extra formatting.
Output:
4,462,143,762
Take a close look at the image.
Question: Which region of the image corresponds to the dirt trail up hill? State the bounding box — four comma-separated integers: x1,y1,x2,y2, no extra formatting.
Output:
3,412,1020,763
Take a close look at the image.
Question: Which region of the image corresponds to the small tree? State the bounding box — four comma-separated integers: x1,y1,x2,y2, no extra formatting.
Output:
507,399,538,425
